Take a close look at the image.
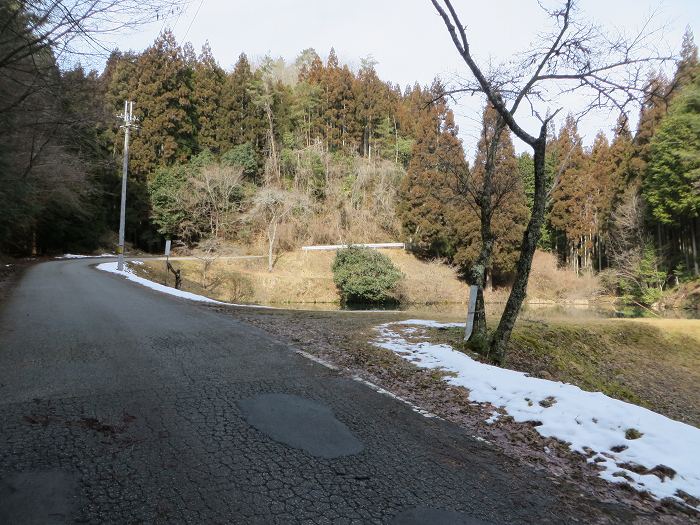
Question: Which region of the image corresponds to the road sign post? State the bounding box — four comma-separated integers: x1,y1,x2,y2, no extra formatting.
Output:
464,285,478,341
164,240,171,285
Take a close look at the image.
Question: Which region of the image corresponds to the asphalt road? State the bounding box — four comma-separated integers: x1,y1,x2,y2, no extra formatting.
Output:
0,259,633,524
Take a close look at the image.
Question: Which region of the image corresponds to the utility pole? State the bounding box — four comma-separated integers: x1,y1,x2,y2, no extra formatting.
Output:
117,100,137,271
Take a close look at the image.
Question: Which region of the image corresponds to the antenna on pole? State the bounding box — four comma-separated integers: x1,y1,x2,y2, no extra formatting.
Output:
117,100,138,272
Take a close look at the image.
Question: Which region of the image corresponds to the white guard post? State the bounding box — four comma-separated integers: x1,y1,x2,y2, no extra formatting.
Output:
464,284,478,341
164,240,171,285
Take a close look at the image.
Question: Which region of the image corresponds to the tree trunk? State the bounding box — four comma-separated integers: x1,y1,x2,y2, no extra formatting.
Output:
394,115,399,164
467,252,491,341
692,219,699,277
368,125,373,161
684,225,691,273
267,220,277,273
466,117,504,342
265,105,280,182
489,130,547,364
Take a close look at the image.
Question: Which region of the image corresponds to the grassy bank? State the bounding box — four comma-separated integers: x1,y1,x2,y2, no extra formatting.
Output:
137,248,601,307
431,318,700,427
138,249,470,305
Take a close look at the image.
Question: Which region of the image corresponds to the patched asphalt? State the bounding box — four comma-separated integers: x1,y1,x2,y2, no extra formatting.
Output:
0,259,636,523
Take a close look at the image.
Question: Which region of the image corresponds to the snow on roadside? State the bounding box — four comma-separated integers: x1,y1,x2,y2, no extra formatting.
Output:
373,319,700,510
96,261,272,308
57,253,114,259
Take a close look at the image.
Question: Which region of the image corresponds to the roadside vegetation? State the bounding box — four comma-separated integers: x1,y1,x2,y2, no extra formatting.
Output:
331,247,403,305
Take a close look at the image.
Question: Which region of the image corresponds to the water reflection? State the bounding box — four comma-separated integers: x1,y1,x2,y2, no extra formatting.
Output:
264,300,699,321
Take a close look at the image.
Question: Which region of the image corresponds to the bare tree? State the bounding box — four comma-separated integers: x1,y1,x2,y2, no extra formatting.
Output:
430,0,671,363
246,188,309,272
192,237,222,291
606,188,665,300
0,0,181,69
177,164,244,241
250,59,281,184
453,110,519,342
0,0,181,118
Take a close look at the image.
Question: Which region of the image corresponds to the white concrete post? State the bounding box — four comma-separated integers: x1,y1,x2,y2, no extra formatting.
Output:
464,285,478,341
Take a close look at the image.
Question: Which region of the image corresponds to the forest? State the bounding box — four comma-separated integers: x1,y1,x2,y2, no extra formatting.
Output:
1,0,699,309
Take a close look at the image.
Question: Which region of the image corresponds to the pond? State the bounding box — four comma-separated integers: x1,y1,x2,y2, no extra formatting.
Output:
263,301,700,322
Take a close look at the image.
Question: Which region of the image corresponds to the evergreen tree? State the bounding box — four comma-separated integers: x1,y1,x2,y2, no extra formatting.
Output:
353,57,388,158
192,42,225,153
605,114,635,224
587,132,614,269
669,28,699,99
104,31,197,248
630,72,669,181
129,30,197,177
220,54,266,152
398,95,464,258
549,115,589,271
644,74,700,276
323,49,355,151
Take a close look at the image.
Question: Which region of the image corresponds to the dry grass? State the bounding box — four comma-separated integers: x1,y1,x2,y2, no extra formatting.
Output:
621,318,700,343
140,249,469,305
660,279,700,311
141,248,604,308
523,251,602,304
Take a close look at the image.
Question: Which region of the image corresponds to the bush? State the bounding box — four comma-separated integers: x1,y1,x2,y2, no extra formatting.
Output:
332,246,403,304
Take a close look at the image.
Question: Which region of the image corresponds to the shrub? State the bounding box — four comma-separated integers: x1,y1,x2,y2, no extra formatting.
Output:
332,246,403,304
228,271,254,302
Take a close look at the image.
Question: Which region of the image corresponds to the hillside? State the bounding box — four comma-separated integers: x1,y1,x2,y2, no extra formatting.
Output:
135,248,600,308
137,249,467,305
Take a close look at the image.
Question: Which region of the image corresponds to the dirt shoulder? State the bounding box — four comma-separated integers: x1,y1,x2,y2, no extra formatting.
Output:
0,257,35,310
214,304,697,523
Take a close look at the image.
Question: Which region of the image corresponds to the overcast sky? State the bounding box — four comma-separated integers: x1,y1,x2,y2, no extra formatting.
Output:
102,0,700,159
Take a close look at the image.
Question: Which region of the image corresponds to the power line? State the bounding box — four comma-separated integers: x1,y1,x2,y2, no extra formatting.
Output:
171,2,187,33
182,0,205,42
157,1,188,37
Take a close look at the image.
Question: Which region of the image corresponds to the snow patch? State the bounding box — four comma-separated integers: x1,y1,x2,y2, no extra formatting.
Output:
485,411,500,425
57,253,115,259
372,319,700,510
395,319,464,328
96,261,272,309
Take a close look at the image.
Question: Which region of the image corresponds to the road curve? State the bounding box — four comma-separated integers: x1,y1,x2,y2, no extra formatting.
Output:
0,259,630,524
